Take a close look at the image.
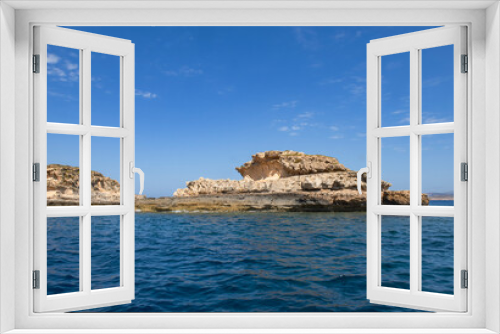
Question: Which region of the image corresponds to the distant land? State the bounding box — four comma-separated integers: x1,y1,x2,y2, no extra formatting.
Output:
47,151,432,212
427,192,454,201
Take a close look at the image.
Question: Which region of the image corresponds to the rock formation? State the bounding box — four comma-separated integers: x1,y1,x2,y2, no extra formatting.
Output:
47,151,430,212
47,164,120,205
170,150,429,211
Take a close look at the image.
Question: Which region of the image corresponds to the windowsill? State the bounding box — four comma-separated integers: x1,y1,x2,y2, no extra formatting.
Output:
2,329,498,334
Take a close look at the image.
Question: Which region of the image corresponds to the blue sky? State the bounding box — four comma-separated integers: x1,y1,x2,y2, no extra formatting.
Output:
47,26,454,197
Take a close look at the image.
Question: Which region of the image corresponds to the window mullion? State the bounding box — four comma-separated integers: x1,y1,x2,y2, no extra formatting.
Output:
82,214,91,293
409,48,421,294
81,47,92,294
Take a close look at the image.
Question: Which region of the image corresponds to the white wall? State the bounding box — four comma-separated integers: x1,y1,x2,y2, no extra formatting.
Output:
0,2,16,333
486,2,500,333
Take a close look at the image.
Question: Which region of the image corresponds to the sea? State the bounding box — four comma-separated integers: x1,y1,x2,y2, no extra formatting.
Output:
46,200,454,312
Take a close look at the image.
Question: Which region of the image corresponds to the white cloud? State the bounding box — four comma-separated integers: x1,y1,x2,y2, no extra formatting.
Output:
351,76,366,83
47,63,79,83
273,100,298,109
278,126,290,132
48,90,76,102
423,116,451,123
135,89,158,99
276,110,321,136
333,31,347,40
347,83,365,96
330,125,339,131
66,62,78,71
297,111,314,118
319,78,343,85
423,76,449,87
277,126,299,137
217,86,234,95
330,135,344,140
46,51,79,83
329,76,366,98
392,109,408,115
294,27,320,50
164,66,203,77
47,53,60,64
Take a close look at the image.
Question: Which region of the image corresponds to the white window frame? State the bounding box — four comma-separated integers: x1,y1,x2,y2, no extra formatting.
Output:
366,26,468,312
1,1,499,333
33,26,136,313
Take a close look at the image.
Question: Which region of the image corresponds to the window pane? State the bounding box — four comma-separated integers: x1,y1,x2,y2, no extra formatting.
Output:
421,45,454,124
91,137,121,205
47,45,80,124
422,133,454,203
91,52,120,127
47,217,80,295
47,134,80,206
91,215,121,290
381,215,410,290
421,216,454,294
381,52,410,127
381,136,410,204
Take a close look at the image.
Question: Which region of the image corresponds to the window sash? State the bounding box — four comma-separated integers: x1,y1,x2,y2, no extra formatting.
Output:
32,25,136,313
366,26,468,312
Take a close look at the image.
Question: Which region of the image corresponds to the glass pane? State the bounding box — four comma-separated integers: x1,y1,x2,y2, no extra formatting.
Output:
47,217,80,295
381,215,410,290
47,45,80,124
381,136,410,205
421,216,454,294
422,133,454,203
381,52,410,127
91,52,120,127
91,215,121,290
91,137,121,205
47,134,80,206
421,45,454,124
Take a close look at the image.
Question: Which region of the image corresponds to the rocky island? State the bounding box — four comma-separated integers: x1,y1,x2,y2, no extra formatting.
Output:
140,150,428,212
47,151,429,212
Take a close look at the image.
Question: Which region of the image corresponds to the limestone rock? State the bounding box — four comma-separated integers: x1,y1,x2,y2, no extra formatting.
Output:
47,164,120,206
235,150,347,180
383,190,430,206
47,150,431,212
172,150,428,211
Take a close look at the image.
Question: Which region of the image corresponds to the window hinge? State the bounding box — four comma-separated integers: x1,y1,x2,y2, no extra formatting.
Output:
33,54,40,73
461,162,468,182
461,54,468,73
33,270,40,289
33,163,40,182
461,270,468,289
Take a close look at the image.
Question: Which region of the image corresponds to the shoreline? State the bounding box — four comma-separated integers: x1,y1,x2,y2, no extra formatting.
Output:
47,195,450,213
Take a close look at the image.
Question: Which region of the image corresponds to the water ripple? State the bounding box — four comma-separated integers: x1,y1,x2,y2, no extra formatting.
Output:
44,203,456,312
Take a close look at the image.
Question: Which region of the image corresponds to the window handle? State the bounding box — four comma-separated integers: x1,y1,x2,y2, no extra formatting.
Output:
129,162,145,195
357,162,371,195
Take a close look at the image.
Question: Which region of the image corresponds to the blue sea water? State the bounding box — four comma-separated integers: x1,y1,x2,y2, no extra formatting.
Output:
47,200,454,312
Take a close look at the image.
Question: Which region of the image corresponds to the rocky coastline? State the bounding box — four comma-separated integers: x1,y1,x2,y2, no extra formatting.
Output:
47,151,430,212
47,164,120,206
